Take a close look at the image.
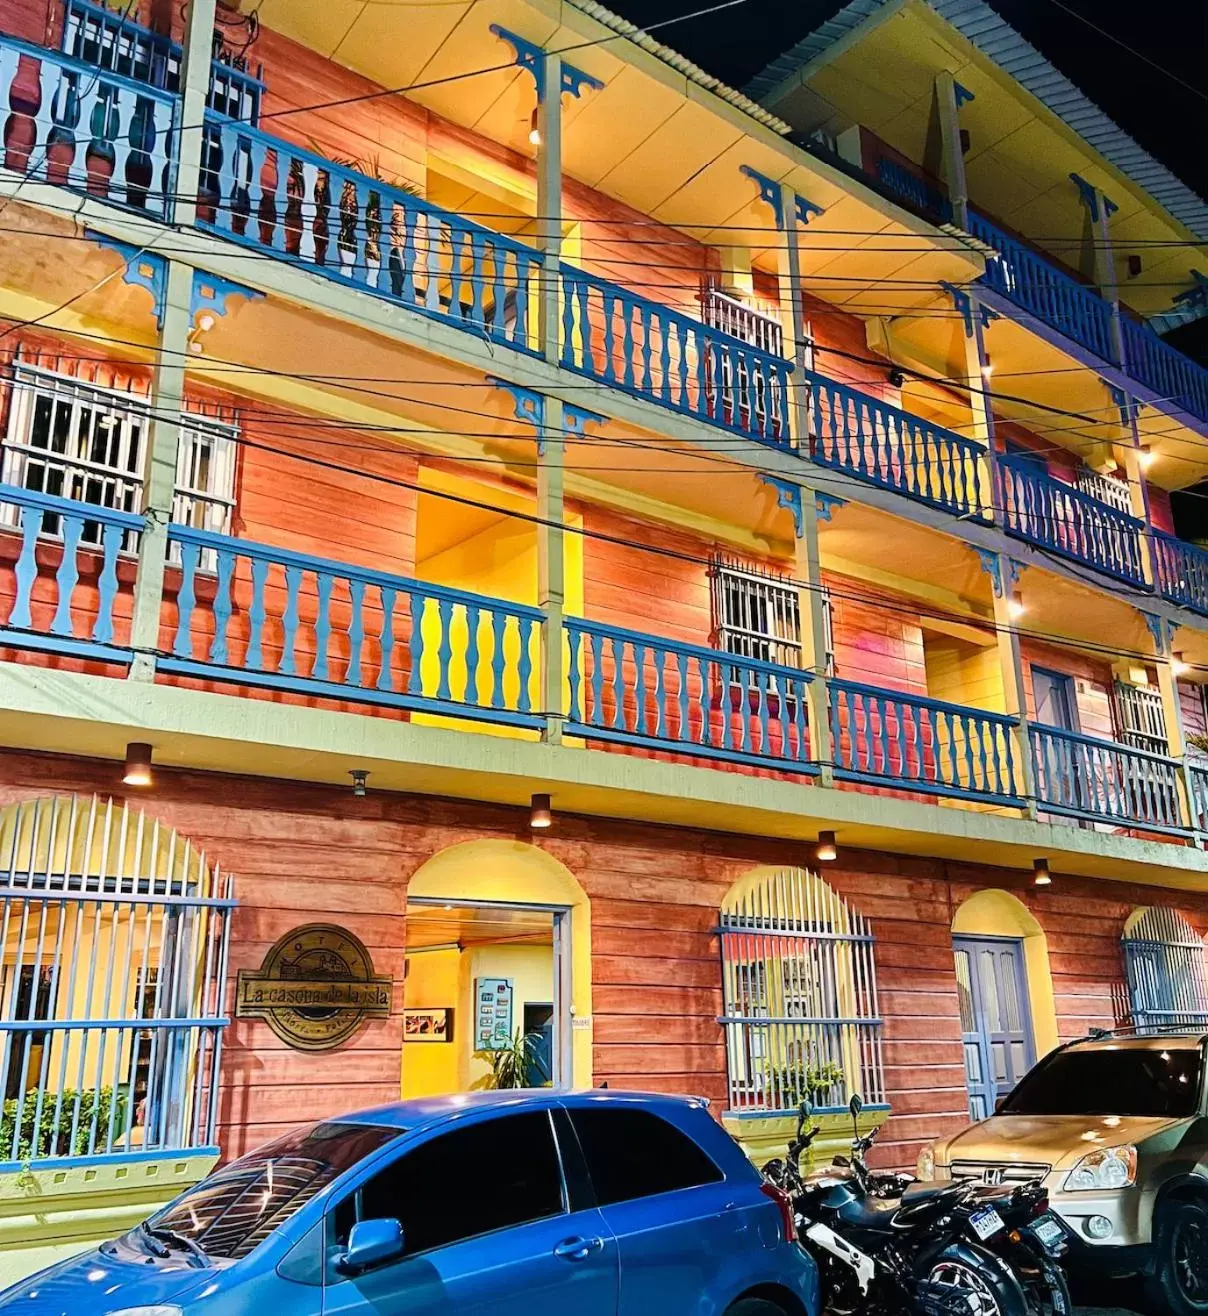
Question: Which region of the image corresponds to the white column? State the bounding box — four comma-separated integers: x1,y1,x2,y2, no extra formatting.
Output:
1115,391,1157,588
536,52,562,364
1149,617,1194,829
795,486,834,785
775,182,809,451
934,72,969,229
1076,181,1123,362
987,555,1038,819
171,0,216,229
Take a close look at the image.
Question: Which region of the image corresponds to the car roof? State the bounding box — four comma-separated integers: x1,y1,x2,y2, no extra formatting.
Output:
1067,1033,1208,1053
333,1088,709,1132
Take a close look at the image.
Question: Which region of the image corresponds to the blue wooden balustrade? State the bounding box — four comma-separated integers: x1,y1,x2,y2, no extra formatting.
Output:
162,526,544,728
0,482,139,663
564,617,817,771
968,212,1117,365
199,115,542,354
558,265,793,443
1152,531,1208,617
829,680,1023,806
1121,317,1208,426
0,35,176,217
806,370,988,519
1030,723,1185,832
875,157,953,223
997,453,1147,587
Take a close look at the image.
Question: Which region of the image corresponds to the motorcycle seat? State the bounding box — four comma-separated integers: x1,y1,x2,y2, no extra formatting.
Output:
836,1181,960,1233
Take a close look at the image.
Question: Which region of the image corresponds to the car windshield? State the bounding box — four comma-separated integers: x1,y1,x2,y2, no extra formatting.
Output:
1001,1046,1203,1118
148,1120,401,1260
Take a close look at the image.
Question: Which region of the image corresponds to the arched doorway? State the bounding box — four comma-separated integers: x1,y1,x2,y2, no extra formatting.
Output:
952,890,1057,1120
402,840,591,1097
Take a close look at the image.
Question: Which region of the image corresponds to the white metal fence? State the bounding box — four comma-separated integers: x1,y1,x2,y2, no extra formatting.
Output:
0,796,235,1164
719,866,886,1115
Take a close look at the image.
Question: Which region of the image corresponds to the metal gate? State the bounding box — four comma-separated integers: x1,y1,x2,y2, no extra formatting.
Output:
0,795,235,1164
1123,906,1208,1031
718,866,886,1116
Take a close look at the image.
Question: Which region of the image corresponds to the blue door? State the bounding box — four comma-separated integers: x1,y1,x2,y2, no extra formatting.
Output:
953,936,1035,1121
322,1108,618,1316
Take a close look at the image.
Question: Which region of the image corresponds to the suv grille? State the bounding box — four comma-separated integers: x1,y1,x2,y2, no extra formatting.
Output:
950,1160,1052,1184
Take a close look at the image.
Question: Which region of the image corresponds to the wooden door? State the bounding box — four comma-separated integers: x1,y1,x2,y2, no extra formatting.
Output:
953,936,1035,1121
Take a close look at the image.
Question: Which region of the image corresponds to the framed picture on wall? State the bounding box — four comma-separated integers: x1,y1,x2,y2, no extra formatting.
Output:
403,1008,453,1043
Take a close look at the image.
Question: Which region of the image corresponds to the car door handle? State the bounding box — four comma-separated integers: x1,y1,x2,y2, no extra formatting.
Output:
553,1236,604,1261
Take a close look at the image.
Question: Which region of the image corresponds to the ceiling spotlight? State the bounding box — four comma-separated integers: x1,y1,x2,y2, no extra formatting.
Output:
529,107,541,147
816,829,837,863
349,769,369,797
530,792,553,829
197,312,216,333
887,367,906,389
122,742,153,788
1006,591,1025,620
981,355,994,377
1137,445,1156,472
1032,857,1052,887
1172,653,1190,677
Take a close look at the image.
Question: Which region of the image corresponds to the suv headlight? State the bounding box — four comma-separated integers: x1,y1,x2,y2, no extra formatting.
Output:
917,1145,936,1182
1064,1145,1137,1192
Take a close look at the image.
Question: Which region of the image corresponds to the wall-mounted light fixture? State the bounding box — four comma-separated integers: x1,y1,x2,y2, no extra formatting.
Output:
1137,445,1156,472
530,792,553,829
349,769,369,797
529,107,541,147
123,742,153,788
1032,857,1052,887
1006,591,1025,620
887,367,906,389
1172,653,1190,677
816,830,837,863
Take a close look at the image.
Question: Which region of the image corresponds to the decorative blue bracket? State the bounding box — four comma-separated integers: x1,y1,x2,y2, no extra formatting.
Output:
940,281,998,337
1070,172,1118,222
976,548,1022,599
740,166,825,229
1104,381,1136,429
490,26,604,102
85,230,167,327
1142,612,1176,652
758,474,803,537
815,490,847,522
564,403,605,439
489,376,548,452
953,81,975,109
190,271,263,322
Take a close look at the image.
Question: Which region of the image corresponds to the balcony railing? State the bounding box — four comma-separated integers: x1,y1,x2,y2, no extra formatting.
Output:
806,371,988,520
997,453,1147,587
1190,764,1208,832
1030,723,1185,832
565,617,815,772
968,212,1118,364
1152,532,1208,617
1120,317,1208,426
559,266,792,443
0,38,177,217
162,525,545,730
0,482,139,663
875,157,952,224
829,680,1022,806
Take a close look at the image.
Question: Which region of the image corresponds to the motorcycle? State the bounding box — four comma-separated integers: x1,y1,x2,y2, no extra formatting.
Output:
763,1095,1066,1316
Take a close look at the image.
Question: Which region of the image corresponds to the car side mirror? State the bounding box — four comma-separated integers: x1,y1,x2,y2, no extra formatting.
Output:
338,1218,405,1275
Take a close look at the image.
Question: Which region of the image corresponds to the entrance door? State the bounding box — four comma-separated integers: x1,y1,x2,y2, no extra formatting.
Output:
1032,667,1078,731
953,936,1035,1120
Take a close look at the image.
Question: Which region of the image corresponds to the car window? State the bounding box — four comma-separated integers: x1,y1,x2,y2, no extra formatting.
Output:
568,1107,723,1206
332,1110,565,1259
1001,1047,1203,1118
153,1121,400,1260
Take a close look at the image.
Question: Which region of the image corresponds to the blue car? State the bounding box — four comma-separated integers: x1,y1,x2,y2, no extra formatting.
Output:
2,1090,818,1316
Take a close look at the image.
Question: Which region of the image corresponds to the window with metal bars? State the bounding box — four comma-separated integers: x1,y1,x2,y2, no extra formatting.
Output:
718,867,885,1116
1123,907,1208,1032
1112,681,1168,754
710,559,832,676
1,362,238,551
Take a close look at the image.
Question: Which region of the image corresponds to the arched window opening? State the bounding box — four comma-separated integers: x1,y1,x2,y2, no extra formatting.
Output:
0,795,235,1165
1123,907,1208,1032
718,866,886,1116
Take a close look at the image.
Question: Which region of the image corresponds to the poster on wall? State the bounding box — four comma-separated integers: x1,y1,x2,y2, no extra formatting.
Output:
403,1008,453,1042
475,977,514,1051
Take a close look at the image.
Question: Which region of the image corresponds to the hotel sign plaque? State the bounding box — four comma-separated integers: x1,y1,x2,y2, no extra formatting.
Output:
236,923,392,1051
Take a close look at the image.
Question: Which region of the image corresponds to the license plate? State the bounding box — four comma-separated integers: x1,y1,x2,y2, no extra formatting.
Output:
970,1205,1005,1241
1030,1214,1067,1252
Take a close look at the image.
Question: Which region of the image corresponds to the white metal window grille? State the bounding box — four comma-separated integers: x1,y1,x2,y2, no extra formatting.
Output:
1,362,237,549
0,795,235,1165
1076,466,1134,516
710,559,833,677
1112,681,1167,755
719,867,886,1116
1123,907,1208,1032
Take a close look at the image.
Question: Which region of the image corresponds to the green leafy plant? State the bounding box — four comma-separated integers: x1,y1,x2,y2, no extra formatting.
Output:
473,1029,544,1090
0,1087,129,1163
1188,733,1208,756
762,1059,846,1111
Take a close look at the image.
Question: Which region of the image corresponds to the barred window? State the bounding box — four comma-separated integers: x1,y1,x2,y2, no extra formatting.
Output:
1112,680,1167,754
719,867,885,1116
1123,907,1208,1032
1,362,237,547
710,559,832,674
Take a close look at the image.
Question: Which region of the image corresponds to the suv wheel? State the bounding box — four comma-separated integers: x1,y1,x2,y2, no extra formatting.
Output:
1150,1199,1208,1316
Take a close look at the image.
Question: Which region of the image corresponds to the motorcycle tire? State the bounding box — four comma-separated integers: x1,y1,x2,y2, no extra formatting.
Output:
1020,1254,1072,1316
924,1241,1030,1316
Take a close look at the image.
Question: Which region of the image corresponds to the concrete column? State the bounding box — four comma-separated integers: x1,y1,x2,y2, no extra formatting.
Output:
776,182,809,451
933,72,969,229
536,52,562,364
172,0,216,229
538,397,566,744
794,486,834,785
987,554,1037,819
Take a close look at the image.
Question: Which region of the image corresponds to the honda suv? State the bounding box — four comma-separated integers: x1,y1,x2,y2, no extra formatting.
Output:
916,1029,1208,1315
